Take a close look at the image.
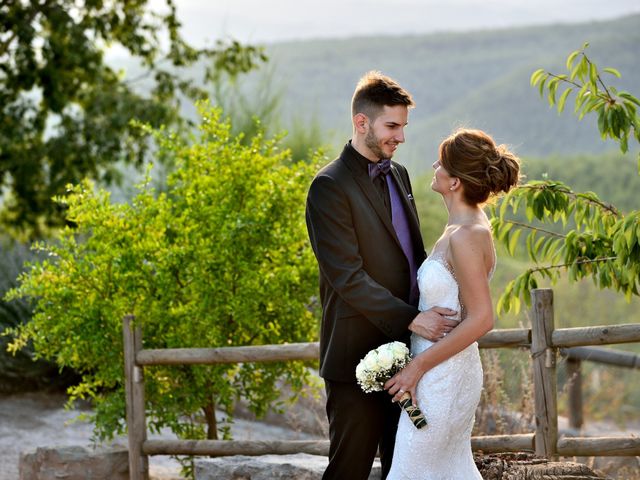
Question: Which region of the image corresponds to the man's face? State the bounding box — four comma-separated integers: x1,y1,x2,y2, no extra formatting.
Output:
364,105,408,160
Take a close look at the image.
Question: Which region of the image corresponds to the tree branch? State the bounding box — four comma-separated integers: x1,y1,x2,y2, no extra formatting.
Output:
527,256,618,274
547,72,582,90
501,219,566,239
519,184,620,216
582,51,614,100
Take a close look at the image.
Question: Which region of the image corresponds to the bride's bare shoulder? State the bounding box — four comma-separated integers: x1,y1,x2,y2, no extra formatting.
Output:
449,224,492,244
448,224,493,261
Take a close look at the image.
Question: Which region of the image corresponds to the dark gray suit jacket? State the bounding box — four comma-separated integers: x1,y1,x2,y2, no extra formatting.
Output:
306,143,426,382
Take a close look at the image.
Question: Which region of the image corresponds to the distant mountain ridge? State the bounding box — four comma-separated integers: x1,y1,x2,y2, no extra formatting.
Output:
263,14,640,174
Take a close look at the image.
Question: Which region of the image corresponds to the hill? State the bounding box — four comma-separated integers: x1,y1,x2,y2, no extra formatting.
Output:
261,14,640,174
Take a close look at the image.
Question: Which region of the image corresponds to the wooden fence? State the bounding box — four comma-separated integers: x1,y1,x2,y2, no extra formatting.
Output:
122,288,640,480
561,345,640,430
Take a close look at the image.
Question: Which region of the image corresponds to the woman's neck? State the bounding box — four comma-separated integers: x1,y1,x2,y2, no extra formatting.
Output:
445,201,484,226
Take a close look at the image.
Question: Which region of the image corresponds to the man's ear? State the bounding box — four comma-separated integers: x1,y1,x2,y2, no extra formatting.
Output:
353,113,369,134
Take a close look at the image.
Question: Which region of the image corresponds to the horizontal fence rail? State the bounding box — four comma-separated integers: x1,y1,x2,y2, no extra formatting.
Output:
477,328,530,348
123,289,640,480
137,342,320,366
561,346,640,368
557,436,640,456
143,439,330,457
552,324,640,348
141,434,538,458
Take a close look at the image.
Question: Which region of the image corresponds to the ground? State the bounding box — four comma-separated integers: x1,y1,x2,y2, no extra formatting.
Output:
1,392,638,480
0,392,317,480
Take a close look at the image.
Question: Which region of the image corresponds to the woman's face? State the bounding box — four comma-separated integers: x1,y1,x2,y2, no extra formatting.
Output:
430,159,453,194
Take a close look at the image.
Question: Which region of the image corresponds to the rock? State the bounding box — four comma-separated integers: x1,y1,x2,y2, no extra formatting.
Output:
19,445,129,480
475,453,605,479
194,454,381,480
195,452,606,480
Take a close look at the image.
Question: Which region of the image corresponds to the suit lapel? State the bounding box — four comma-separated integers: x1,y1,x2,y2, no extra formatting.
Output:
390,166,420,227
352,172,401,245
340,150,401,247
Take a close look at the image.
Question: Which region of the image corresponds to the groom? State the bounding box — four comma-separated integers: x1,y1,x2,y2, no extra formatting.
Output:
306,71,458,480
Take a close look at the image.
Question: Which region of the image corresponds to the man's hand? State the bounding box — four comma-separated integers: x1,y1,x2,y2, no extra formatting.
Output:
408,307,459,341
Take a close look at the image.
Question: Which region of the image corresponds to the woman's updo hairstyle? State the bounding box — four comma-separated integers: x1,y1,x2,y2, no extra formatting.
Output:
438,128,521,205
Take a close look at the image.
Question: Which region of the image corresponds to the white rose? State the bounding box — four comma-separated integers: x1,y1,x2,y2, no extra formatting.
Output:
392,341,409,357
355,362,366,379
363,352,379,370
377,348,394,370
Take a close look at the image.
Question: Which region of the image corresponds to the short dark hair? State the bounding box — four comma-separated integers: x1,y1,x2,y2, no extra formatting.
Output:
351,71,414,120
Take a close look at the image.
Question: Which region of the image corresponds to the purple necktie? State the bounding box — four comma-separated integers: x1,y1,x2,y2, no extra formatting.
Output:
386,172,419,306
368,160,419,306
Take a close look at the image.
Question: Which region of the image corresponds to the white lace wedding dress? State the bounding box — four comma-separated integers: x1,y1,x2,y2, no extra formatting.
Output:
386,252,488,480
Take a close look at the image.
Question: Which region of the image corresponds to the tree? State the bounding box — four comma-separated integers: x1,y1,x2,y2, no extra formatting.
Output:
491,44,640,313
5,105,322,471
0,0,266,239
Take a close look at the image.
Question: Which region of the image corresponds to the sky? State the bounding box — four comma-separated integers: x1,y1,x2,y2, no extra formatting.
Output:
155,0,640,46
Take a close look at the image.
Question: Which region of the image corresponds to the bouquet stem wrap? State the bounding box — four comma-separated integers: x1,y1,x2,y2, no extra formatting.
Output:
398,392,427,429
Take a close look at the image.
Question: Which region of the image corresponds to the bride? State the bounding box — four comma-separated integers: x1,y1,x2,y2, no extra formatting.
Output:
384,128,520,479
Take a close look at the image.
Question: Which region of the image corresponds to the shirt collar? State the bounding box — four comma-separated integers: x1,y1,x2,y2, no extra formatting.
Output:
347,140,377,173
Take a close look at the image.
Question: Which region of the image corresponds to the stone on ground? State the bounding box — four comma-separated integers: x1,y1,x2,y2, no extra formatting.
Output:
195,454,381,480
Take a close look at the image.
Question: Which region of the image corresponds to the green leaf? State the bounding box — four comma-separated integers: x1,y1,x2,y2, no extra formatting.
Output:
574,84,590,114
508,229,522,256
530,69,546,86
603,67,621,78
566,50,581,71
589,61,598,86
548,78,560,106
619,92,640,107
624,226,635,250
598,108,607,136
576,57,589,82
538,75,548,98
557,88,573,113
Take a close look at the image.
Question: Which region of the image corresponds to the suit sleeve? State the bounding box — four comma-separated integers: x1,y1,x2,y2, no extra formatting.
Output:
306,174,418,339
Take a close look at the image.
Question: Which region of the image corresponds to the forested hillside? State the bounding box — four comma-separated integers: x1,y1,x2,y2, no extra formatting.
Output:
261,14,640,174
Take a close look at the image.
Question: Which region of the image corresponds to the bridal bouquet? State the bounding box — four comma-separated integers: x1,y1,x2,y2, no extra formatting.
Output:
356,341,427,429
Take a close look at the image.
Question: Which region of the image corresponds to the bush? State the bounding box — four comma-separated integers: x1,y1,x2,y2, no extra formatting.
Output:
5,105,323,446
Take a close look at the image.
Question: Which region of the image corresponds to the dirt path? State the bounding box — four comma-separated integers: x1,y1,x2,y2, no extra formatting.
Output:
1,392,638,479
0,392,318,480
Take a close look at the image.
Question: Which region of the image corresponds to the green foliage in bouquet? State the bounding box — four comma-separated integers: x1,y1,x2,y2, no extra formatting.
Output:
4,104,323,446
492,44,640,313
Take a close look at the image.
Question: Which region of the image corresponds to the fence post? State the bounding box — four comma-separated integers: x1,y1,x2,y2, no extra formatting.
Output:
531,288,558,458
123,315,149,480
567,358,583,430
